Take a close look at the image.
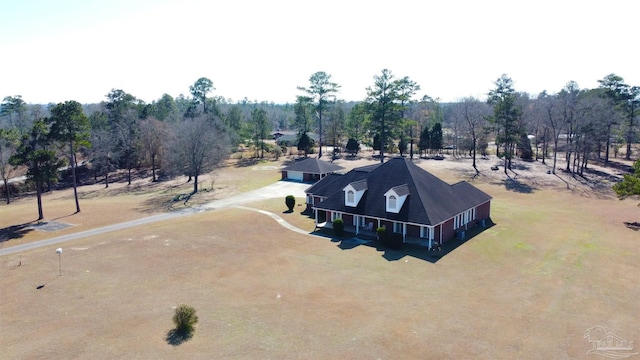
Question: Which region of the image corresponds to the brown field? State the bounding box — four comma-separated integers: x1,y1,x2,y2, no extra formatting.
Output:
1,154,639,359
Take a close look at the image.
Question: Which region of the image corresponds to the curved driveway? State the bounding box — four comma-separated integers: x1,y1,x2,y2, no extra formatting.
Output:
0,181,311,256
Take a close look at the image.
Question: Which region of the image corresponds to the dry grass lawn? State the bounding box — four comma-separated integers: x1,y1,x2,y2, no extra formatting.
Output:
1,155,639,359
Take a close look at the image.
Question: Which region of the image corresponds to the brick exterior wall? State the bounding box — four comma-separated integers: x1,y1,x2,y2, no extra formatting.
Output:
477,201,491,220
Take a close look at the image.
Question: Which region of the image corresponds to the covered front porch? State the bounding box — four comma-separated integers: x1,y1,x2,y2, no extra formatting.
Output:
313,215,441,250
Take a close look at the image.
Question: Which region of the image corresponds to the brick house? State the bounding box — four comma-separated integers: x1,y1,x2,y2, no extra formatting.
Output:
306,157,492,249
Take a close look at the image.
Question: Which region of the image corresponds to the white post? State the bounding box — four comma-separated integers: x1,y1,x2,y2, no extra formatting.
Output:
56,248,63,276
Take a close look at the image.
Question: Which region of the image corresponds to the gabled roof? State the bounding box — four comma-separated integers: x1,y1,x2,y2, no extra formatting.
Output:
348,179,368,191
311,157,492,226
282,157,344,175
388,184,410,197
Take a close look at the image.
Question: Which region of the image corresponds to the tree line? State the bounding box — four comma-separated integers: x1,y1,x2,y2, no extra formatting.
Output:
1,72,638,218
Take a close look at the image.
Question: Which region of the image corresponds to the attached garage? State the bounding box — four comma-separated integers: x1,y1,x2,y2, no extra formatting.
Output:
286,171,304,181
281,157,344,183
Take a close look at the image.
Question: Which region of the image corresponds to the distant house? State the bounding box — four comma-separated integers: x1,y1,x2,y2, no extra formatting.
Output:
281,157,344,182
306,157,492,249
272,131,319,146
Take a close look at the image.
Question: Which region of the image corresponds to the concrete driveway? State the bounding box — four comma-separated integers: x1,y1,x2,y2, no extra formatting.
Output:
200,180,310,210
0,180,312,256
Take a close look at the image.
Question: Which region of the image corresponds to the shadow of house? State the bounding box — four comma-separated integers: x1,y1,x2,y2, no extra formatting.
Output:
314,218,495,263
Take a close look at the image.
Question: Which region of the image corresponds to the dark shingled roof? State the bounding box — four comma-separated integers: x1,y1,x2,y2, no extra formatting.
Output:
311,157,492,226
349,179,368,191
305,164,379,198
282,157,344,175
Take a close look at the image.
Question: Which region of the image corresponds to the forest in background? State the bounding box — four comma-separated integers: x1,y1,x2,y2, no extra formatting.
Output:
1,70,639,217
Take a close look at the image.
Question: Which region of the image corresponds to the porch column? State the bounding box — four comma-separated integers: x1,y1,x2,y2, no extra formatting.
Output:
315,209,318,225
355,217,360,235
402,223,406,242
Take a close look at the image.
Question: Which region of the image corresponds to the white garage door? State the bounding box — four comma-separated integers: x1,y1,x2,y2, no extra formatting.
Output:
287,171,304,181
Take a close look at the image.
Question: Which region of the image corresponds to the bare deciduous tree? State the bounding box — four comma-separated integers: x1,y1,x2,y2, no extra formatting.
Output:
451,98,490,175
167,116,229,194
139,117,168,182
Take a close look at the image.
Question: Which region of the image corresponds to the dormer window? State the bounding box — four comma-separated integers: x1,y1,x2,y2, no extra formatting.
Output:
344,180,367,207
347,190,355,203
388,195,397,210
384,184,409,213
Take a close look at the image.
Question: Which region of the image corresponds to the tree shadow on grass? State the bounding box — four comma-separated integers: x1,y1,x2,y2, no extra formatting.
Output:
492,178,536,194
0,222,35,244
166,329,193,346
234,158,262,168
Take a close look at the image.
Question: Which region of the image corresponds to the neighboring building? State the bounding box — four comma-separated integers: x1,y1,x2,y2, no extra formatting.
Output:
306,157,492,249
272,131,318,146
281,157,344,182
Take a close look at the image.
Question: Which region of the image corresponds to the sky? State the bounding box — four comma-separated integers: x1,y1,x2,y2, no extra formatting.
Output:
1,0,638,105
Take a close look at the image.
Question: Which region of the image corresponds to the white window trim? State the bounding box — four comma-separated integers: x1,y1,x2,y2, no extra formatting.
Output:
346,190,355,204
384,189,408,214
389,195,397,210
343,184,366,207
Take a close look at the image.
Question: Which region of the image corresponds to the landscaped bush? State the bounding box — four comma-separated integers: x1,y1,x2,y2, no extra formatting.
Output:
376,226,387,241
333,218,344,237
285,195,295,212
172,304,198,336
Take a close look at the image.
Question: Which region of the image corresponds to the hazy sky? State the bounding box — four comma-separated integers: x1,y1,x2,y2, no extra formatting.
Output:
1,0,638,105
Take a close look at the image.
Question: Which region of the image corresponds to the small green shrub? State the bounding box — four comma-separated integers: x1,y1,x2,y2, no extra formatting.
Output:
333,218,344,237
376,227,387,240
173,304,198,335
285,195,295,211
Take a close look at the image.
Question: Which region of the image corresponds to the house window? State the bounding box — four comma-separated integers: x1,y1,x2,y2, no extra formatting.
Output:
388,195,397,210
354,216,366,227
393,222,402,233
332,212,342,222
347,190,354,204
